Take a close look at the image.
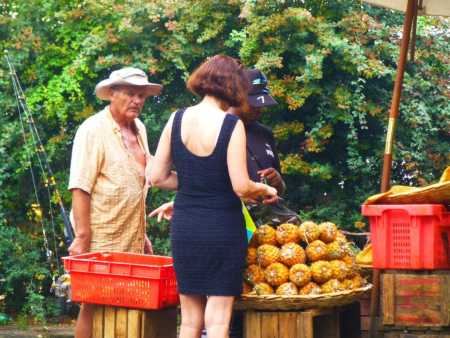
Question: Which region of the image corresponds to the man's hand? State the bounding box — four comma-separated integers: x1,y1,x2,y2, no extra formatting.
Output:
68,236,90,256
144,235,153,255
148,201,174,222
258,168,285,194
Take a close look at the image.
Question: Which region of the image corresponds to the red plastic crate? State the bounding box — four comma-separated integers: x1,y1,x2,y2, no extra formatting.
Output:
63,252,179,310
361,204,450,269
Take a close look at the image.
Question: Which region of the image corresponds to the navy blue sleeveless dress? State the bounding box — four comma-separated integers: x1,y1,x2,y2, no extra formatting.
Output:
170,108,247,296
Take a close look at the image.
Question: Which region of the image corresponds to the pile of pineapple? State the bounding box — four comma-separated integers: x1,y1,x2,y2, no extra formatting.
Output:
243,221,367,296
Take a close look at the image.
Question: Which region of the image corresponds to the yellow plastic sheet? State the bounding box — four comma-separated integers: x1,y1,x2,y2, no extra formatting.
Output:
364,166,450,205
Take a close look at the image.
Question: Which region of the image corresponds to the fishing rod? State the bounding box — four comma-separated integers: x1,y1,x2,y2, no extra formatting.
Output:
5,51,74,250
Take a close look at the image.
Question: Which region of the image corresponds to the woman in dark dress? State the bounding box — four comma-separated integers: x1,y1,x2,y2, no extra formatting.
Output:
150,55,277,338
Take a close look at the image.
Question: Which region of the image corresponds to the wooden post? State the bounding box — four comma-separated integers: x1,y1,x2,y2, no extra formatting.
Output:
371,2,418,337
92,305,177,338
242,303,360,338
244,311,262,338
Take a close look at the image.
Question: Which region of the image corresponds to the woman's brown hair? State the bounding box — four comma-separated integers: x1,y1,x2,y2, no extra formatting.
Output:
187,55,248,107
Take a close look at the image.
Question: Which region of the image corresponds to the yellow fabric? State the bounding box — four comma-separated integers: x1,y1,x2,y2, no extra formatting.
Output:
363,0,450,17
439,166,450,183
68,107,151,253
364,166,450,205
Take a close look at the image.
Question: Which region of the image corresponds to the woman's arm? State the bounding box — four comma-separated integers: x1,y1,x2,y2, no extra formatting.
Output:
227,120,278,203
148,201,174,222
150,114,178,190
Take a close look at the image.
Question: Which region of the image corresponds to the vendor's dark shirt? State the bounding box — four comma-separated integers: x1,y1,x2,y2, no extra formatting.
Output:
245,122,281,182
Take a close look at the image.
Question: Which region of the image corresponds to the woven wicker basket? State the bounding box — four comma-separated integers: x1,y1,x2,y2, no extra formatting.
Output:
234,284,372,311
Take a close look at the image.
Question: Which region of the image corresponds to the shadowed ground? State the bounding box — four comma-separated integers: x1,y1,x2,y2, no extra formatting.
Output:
0,325,73,338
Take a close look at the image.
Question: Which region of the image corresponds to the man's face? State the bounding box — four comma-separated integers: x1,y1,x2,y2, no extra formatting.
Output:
110,85,148,121
240,100,263,124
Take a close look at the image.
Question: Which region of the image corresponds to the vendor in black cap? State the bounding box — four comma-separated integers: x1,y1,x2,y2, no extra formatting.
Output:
229,68,285,195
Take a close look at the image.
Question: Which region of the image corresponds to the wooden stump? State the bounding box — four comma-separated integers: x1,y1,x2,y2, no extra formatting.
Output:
92,305,177,338
243,302,360,338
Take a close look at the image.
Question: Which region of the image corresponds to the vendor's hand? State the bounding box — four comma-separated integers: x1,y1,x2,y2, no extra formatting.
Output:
148,201,174,222
144,235,153,255
262,185,279,205
258,168,283,192
68,236,90,256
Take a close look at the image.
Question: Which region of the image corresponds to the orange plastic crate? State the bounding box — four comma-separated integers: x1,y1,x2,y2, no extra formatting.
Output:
63,252,179,310
362,204,450,269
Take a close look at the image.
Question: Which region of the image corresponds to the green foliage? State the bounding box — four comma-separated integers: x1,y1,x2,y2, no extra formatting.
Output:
0,0,448,319
0,222,58,322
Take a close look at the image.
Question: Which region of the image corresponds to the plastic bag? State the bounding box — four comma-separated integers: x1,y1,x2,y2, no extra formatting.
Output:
245,199,300,227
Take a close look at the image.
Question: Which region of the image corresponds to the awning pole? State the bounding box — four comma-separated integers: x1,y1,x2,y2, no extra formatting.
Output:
410,0,419,61
369,1,417,337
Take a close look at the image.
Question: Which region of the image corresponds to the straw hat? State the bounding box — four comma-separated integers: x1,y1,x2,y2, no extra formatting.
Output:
95,67,163,100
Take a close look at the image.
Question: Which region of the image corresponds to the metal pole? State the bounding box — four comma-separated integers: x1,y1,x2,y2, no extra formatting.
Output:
369,1,417,337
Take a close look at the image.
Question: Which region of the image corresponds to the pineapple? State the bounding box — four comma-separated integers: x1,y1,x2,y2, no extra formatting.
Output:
329,259,350,281
257,244,280,268
327,241,345,260
289,263,311,288
305,240,328,262
242,282,253,294
336,230,347,242
256,224,277,245
299,282,322,295
244,264,265,285
264,262,290,287
246,247,257,265
254,282,274,295
342,255,358,278
310,260,333,284
276,223,300,245
321,279,343,294
298,221,321,244
318,222,338,243
279,243,306,267
342,254,356,265
276,282,298,296
341,279,354,290
351,274,366,289
248,234,259,248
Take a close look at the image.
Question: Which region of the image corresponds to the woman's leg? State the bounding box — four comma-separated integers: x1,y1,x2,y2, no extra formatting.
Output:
179,294,207,338
204,296,234,338
74,303,94,338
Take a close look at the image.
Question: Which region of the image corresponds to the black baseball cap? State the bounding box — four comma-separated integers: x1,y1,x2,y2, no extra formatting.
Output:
245,68,278,108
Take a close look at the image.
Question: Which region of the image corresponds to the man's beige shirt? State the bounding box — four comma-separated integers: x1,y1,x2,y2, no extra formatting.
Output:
68,107,151,253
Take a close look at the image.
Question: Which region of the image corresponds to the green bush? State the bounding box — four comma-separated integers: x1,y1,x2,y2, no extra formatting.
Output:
0,222,62,322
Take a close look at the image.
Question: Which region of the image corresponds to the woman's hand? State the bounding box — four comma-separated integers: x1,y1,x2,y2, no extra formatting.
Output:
148,201,174,222
262,185,278,204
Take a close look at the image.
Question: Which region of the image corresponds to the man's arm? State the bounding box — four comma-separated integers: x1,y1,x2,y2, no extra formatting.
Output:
258,128,286,195
270,129,286,194
68,188,91,255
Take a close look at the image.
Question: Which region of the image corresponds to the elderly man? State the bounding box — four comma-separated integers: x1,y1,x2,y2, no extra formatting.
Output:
68,67,162,338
